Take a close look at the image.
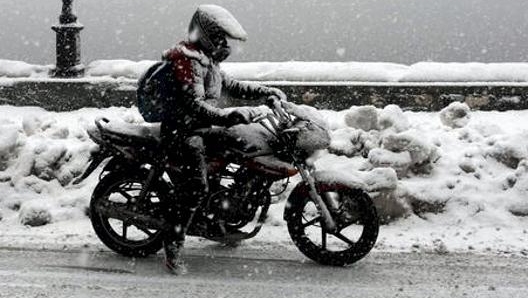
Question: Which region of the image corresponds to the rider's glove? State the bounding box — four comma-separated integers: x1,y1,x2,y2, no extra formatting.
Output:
266,95,280,108
226,110,251,126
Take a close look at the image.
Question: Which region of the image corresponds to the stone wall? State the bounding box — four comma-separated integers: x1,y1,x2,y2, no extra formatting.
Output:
1,79,527,111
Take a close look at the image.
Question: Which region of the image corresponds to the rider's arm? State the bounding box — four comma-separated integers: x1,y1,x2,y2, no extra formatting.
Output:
221,71,286,101
169,55,230,126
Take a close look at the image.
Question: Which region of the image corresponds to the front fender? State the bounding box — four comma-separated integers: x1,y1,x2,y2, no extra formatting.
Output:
283,180,352,222
283,181,309,222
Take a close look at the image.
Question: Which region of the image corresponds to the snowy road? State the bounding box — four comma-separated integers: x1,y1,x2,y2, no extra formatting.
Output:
0,247,526,298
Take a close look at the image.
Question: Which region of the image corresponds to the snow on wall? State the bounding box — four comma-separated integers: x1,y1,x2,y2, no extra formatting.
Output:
2,59,528,82
0,59,52,78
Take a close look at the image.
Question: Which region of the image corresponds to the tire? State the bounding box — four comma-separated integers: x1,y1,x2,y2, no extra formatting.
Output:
89,170,168,257
286,182,379,266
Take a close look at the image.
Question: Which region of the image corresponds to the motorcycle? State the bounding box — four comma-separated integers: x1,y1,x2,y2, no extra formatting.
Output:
74,98,379,266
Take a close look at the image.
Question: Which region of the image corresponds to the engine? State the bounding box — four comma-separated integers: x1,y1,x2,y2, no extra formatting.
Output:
207,173,267,227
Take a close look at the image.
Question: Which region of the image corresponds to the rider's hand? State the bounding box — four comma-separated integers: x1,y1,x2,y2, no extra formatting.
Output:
226,110,251,126
268,87,287,101
266,95,280,108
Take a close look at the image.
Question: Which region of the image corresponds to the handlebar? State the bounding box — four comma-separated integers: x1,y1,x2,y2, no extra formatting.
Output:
253,96,296,138
267,96,292,123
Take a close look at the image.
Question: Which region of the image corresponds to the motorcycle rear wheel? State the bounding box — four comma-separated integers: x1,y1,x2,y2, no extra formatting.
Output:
90,170,167,257
286,183,379,266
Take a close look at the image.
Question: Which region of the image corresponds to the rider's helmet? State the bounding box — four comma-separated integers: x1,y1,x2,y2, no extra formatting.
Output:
188,5,248,62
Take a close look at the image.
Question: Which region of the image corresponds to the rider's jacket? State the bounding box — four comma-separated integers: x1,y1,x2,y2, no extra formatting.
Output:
161,41,278,137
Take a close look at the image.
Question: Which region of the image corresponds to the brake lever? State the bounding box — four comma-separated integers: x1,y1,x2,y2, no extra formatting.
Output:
282,127,301,133
95,117,110,131
252,114,270,123
258,116,279,138
266,113,281,131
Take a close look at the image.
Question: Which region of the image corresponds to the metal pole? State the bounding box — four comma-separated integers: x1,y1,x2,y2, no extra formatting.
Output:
52,0,84,77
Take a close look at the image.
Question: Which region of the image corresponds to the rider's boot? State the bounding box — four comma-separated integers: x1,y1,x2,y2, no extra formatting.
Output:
163,237,187,275
164,175,209,275
163,136,210,274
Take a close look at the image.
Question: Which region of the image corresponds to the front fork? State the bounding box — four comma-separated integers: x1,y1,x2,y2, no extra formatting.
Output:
296,165,337,233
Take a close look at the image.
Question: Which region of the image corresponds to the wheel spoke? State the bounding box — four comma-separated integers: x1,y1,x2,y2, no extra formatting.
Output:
136,225,155,236
334,232,356,247
118,190,135,201
122,222,128,239
121,183,139,192
321,229,327,249
302,216,322,228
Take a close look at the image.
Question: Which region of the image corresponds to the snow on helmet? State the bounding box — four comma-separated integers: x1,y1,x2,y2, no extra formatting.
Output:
188,5,247,61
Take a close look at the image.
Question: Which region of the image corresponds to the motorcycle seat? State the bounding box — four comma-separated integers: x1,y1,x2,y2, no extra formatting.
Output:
95,118,161,146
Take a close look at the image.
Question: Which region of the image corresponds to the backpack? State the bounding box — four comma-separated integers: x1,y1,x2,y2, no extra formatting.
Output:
137,61,174,122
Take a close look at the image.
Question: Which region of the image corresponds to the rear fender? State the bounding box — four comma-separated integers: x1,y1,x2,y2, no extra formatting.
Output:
102,156,142,175
72,150,109,185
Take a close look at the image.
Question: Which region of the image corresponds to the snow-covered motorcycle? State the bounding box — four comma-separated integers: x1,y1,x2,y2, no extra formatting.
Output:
75,98,379,266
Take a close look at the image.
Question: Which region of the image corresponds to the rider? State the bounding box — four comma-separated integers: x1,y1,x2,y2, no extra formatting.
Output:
160,5,286,274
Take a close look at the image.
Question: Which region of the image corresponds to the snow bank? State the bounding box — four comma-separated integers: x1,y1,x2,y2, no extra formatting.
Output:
0,106,145,226
321,104,528,240
3,59,528,82
1,104,528,254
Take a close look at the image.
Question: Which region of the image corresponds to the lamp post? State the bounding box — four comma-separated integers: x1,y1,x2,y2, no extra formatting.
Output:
52,0,84,77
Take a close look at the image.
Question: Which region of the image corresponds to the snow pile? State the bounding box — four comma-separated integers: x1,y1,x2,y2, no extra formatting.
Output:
1,104,528,254
439,102,471,128
0,106,145,226
485,132,528,169
321,105,441,221
19,201,52,227
377,130,440,175
344,106,380,131
319,104,528,239
3,59,528,82
378,104,410,132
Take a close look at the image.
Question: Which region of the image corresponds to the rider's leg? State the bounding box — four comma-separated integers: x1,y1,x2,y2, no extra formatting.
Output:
163,135,209,274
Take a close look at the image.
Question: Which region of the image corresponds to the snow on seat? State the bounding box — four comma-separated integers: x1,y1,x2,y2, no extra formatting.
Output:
97,118,161,141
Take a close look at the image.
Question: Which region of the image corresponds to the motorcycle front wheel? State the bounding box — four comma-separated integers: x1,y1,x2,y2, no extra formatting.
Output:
90,170,168,257
286,183,379,266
